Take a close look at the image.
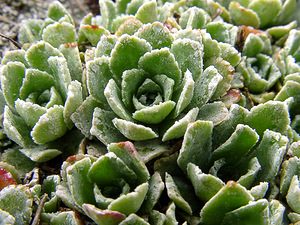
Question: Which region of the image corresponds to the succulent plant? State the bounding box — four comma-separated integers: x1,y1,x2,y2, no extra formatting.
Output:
72,21,241,146
0,39,83,162
1,0,300,224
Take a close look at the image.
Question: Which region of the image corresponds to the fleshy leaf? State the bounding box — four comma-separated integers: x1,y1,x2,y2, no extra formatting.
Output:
287,175,300,213
108,141,150,184
138,48,181,85
119,214,150,225
248,0,282,28
197,102,228,126
141,172,164,213
0,185,33,225
31,105,68,144
135,0,158,24
189,66,223,108
1,49,28,66
179,7,210,29
200,181,254,225
113,118,158,141
115,18,143,36
3,106,33,147
99,0,116,31
177,120,213,172
80,25,110,46
269,200,286,225
212,124,259,164
110,35,151,79
1,62,26,109
172,70,194,118
0,209,15,225
121,69,146,110
133,101,175,124
250,182,269,200
71,96,102,138
19,68,55,100
50,211,83,225
246,101,290,136
82,204,126,225
187,163,224,202
229,2,260,28
105,79,132,121
280,156,300,196
67,158,96,207
88,152,137,187
162,107,199,142
95,35,117,57
47,1,73,23
108,183,149,215
19,147,61,163
42,22,76,48
64,81,83,129
25,41,62,74
218,43,241,67
136,22,173,49
237,157,261,189
91,108,125,145
221,199,270,225
254,130,288,182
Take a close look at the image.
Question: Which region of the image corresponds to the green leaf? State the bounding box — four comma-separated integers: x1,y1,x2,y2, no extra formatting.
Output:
88,152,137,187
59,43,83,82
100,0,116,31
254,130,288,182
121,69,146,110
126,0,145,14
152,75,174,101
250,182,268,200
187,163,224,202
71,96,102,138
286,175,300,213
63,81,83,129
179,7,210,29
212,124,259,164
31,105,68,144
15,99,46,128
42,22,76,48
108,183,149,215
189,66,223,108
79,25,110,46
112,118,158,141
248,0,282,28
0,185,33,225
18,19,43,44
25,41,63,74
200,181,254,225
197,102,228,126
141,172,164,213
280,156,300,196
20,147,61,163
177,120,213,172
237,157,261,189
229,2,260,28
0,209,15,225
242,34,265,57
47,1,73,23
91,108,125,145
162,107,199,142
19,68,55,100
135,1,158,23
95,35,118,57
3,106,33,147
1,62,26,109
86,57,112,108
136,22,173,49
246,101,290,136
48,56,72,101
108,141,150,184
105,79,132,121
67,158,96,207
269,200,286,225
110,35,151,80
171,38,203,81
115,18,143,36
139,48,181,85
82,204,126,225
133,101,175,124
1,49,28,66
219,43,241,67
50,211,84,225
221,199,270,225
119,214,150,225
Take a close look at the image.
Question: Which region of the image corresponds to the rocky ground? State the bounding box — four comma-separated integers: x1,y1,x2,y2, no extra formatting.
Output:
0,0,99,59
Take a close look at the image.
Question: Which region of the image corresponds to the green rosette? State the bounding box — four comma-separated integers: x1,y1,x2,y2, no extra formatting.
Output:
0,39,83,162
72,21,239,146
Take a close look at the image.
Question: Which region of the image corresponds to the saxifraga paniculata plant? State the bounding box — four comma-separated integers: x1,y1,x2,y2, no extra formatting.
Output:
1,0,300,225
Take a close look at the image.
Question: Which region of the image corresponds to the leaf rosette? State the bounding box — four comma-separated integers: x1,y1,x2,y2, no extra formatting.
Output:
56,141,150,224
72,21,239,145
0,40,83,161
